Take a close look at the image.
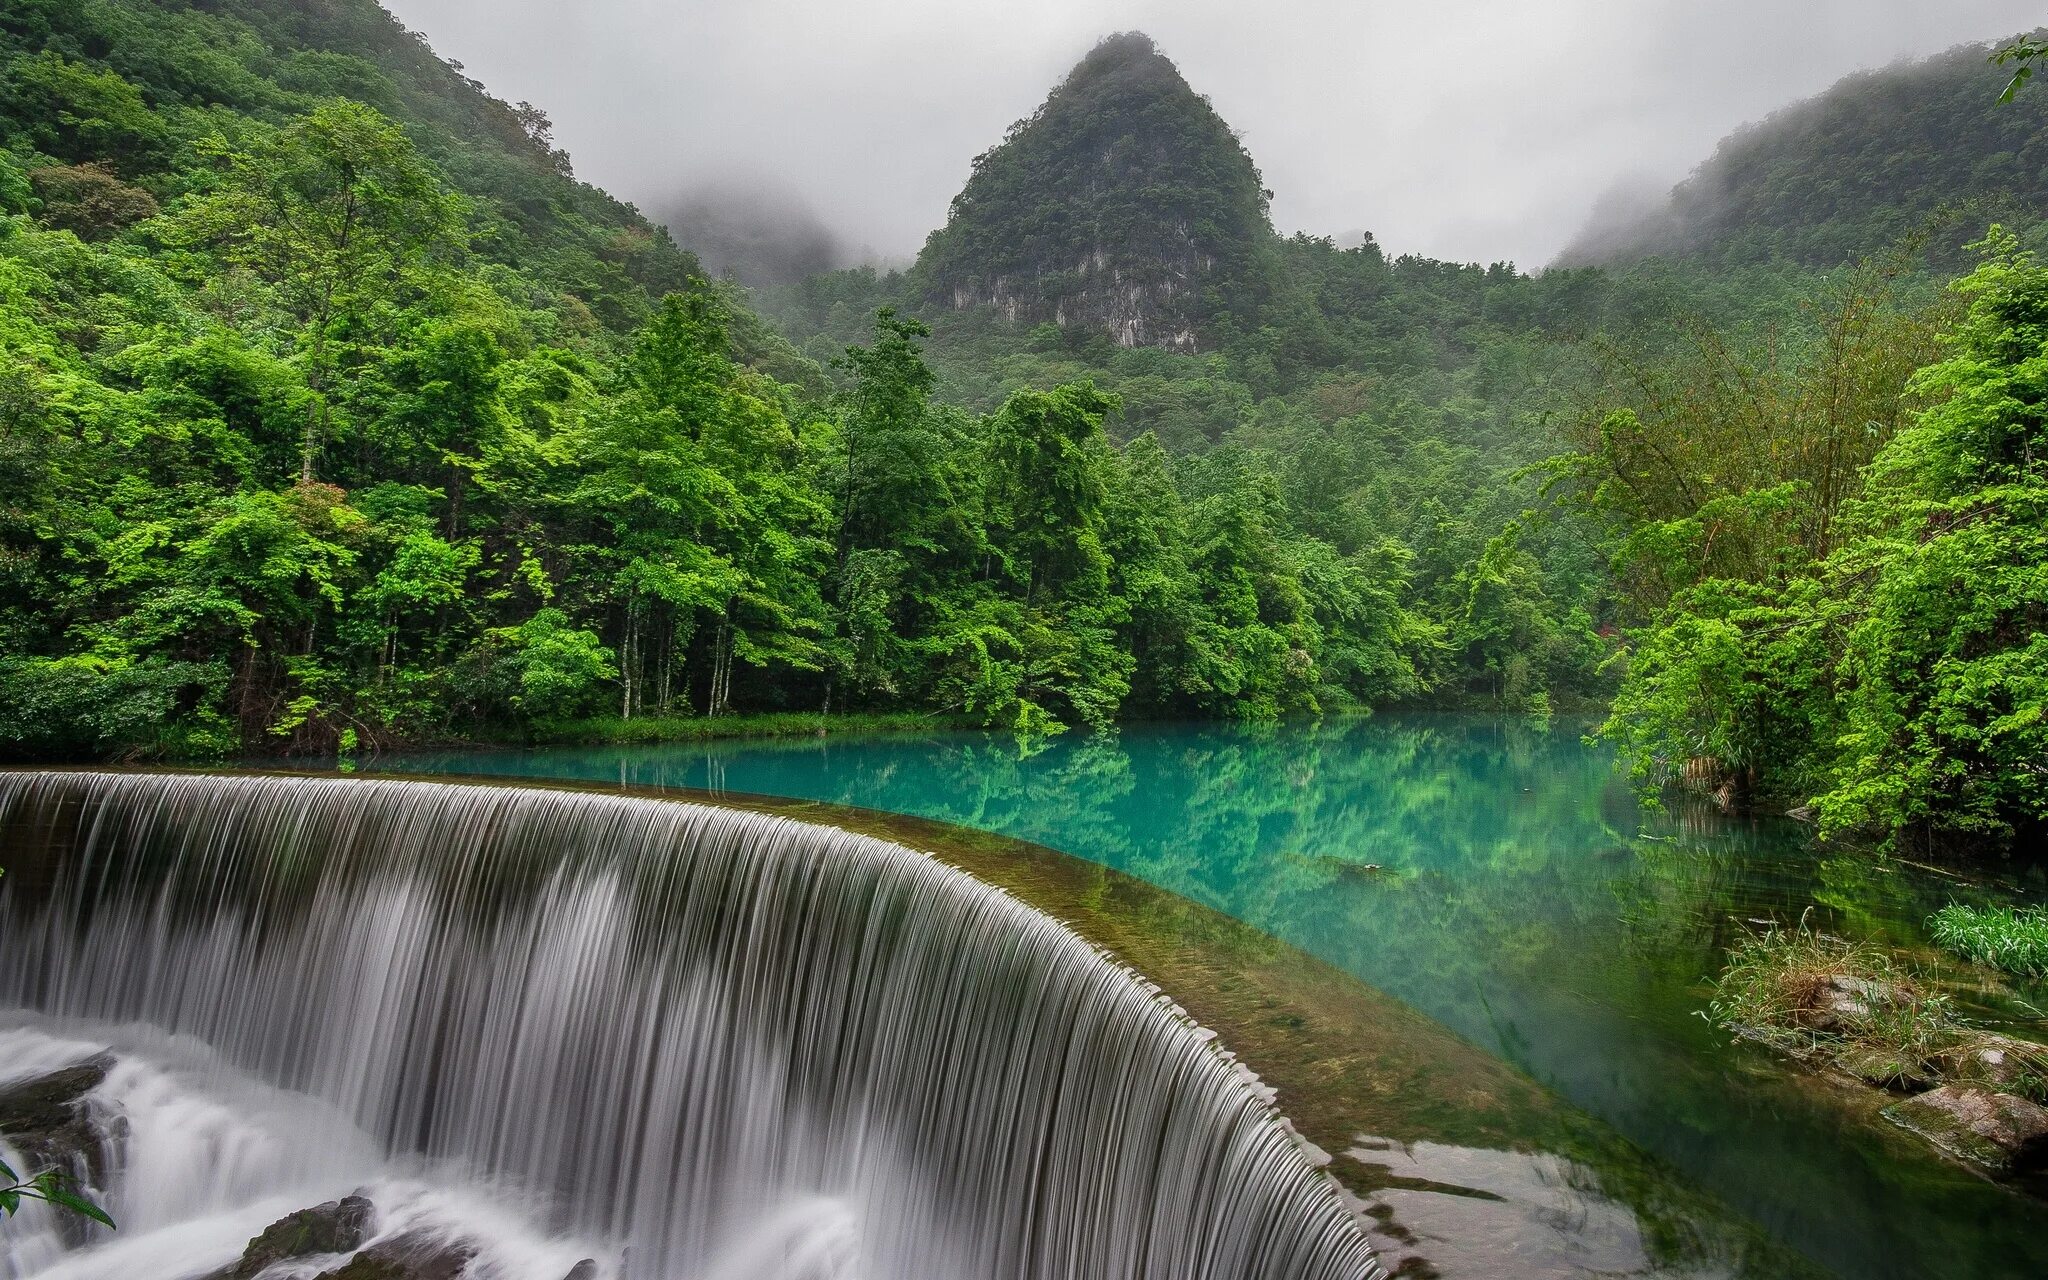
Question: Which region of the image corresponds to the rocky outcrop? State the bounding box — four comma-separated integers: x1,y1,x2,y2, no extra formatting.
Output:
913,32,1278,352
0,1053,115,1186
1792,974,1909,1035
1883,1085,2048,1175
206,1195,375,1279
1933,1033,2046,1093
562,1262,598,1280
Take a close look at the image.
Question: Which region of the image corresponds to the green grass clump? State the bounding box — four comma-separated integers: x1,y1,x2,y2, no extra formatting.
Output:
1928,904,2048,979
1709,919,1957,1084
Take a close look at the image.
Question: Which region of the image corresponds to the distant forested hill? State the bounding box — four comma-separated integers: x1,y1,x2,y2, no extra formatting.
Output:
1557,36,2048,268
2,0,695,319
911,32,1281,354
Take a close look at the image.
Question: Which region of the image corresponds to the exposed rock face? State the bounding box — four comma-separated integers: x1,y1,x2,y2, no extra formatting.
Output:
207,1195,376,1279
914,32,1277,352
1883,1085,2048,1174
313,1229,477,1280
0,1053,115,1185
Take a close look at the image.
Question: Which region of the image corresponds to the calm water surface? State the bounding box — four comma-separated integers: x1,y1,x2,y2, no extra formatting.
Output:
358,715,2048,1280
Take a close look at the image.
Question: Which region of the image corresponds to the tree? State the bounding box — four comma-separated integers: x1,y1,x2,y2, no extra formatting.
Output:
1818,231,2048,844
168,101,463,481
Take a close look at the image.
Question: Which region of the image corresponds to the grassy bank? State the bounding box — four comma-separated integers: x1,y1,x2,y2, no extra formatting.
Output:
526,711,977,748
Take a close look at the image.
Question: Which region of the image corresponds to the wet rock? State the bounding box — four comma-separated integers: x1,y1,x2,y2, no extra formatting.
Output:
314,1229,477,1280
1933,1033,2047,1092
0,1053,115,1184
1883,1085,2048,1174
208,1195,375,1279
1796,974,1906,1034
562,1262,599,1280
1836,1043,1934,1091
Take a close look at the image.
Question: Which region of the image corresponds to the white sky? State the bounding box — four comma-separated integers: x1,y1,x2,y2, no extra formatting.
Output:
381,0,2044,269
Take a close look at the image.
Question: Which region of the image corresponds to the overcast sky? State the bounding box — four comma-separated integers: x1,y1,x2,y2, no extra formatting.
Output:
381,0,2042,270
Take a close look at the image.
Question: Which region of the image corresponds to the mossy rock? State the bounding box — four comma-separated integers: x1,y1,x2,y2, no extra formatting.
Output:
0,1053,115,1188
1882,1085,2048,1175
208,1195,374,1279
1836,1044,1933,1091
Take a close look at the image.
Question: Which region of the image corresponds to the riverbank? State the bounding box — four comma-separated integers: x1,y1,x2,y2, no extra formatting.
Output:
521,710,977,747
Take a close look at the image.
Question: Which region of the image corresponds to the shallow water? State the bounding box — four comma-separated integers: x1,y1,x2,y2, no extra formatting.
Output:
365,714,2048,1280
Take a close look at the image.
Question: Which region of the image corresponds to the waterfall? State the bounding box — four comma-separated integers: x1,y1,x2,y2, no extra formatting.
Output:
0,771,1379,1280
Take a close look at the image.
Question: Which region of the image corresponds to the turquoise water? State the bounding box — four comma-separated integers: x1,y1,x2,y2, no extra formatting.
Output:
359,715,2048,1279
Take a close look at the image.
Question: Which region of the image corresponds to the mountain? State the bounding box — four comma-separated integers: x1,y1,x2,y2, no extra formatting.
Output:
911,33,1279,352
1557,36,2048,268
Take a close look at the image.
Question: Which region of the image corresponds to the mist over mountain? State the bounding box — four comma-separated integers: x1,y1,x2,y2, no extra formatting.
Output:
1555,35,2048,267
657,178,850,288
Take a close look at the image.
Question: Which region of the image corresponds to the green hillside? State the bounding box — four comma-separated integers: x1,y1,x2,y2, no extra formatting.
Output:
1558,36,2048,267
913,32,1280,352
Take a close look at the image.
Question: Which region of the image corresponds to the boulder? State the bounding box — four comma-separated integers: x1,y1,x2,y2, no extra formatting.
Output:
1836,1043,1934,1091
1932,1033,2046,1093
207,1195,375,1279
1883,1085,2048,1174
0,1053,115,1184
314,1229,476,1280
1795,974,1906,1034
563,1262,599,1280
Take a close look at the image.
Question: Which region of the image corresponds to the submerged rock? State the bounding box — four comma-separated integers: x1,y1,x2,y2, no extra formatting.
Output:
208,1195,375,1279
314,1229,477,1280
1883,1085,2048,1174
0,1052,115,1184
1836,1043,1934,1091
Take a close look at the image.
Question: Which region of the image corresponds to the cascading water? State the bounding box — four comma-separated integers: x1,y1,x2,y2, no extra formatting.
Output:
0,771,1380,1280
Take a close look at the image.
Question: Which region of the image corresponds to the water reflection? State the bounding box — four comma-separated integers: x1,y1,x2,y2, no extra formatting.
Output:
1349,1136,1719,1280
369,715,2048,1280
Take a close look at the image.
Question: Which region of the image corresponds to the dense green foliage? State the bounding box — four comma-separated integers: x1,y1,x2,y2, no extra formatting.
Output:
0,6,2042,856
0,3,1466,757
911,33,1279,352
1576,236,2047,850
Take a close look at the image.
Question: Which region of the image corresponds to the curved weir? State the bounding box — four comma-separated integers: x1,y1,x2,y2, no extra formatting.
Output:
0,770,1380,1280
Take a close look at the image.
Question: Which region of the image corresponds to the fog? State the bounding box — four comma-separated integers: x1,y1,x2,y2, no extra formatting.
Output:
382,0,2041,274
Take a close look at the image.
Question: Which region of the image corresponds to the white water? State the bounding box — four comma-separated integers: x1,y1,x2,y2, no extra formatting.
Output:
0,771,1379,1280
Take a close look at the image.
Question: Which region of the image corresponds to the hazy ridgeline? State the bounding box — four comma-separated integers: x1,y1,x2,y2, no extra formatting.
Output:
0,770,1380,1280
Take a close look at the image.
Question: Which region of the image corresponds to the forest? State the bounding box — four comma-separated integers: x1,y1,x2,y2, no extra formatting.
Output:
0,3,2042,855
